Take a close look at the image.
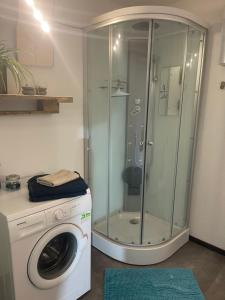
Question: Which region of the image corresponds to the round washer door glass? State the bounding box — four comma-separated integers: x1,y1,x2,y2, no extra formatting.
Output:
38,232,77,280
28,224,87,289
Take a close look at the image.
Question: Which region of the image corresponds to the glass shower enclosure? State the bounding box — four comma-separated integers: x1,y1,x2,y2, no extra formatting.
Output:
85,7,207,265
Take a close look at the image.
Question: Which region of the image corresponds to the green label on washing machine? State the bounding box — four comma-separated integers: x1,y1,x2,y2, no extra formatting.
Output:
81,212,91,220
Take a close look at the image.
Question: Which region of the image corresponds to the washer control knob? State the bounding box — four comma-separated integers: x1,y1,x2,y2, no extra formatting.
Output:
54,209,64,220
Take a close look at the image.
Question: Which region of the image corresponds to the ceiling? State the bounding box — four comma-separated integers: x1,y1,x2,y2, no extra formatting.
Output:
113,0,225,24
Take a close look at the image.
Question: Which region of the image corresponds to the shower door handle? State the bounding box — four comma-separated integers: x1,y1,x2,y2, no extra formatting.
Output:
147,141,153,146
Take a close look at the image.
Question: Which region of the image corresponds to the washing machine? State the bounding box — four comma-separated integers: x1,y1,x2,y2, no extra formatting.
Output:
0,182,91,300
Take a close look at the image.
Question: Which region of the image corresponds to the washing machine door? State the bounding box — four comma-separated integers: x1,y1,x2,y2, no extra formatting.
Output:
28,224,88,289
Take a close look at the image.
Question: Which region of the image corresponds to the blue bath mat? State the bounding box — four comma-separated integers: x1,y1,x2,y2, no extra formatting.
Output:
104,268,204,300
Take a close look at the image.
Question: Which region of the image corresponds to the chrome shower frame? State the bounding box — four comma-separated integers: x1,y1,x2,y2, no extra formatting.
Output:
83,6,207,265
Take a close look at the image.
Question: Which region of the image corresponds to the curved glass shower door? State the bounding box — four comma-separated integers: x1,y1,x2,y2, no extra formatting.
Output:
87,26,110,237
87,18,205,248
143,20,189,245
143,21,204,245
108,21,150,244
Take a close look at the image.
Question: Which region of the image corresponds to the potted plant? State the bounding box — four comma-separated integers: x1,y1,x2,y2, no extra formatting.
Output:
0,41,32,94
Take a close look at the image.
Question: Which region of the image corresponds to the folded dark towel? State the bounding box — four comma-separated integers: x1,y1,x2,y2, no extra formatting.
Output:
28,174,88,202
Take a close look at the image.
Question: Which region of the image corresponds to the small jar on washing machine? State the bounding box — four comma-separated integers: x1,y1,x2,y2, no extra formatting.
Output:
5,174,21,191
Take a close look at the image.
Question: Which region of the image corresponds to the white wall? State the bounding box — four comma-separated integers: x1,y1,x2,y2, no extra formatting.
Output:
0,2,83,177
0,0,122,179
190,23,225,250
172,0,224,25
170,0,225,249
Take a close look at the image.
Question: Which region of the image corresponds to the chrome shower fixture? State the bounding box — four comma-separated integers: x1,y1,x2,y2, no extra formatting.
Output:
111,79,130,97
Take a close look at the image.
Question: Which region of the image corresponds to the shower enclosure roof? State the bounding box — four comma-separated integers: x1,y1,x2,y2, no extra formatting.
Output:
86,6,208,31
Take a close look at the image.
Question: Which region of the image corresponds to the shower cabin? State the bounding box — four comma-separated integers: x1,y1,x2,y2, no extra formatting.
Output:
84,6,207,264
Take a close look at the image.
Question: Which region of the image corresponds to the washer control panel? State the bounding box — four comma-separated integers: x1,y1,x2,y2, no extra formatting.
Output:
54,209,64,220
9,192,91,242
45,200,83,226
46,206,71,225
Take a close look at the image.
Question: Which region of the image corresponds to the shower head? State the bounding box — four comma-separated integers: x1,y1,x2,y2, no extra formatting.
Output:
132,21,148,31
132,21,159,31
111,79,130,97
154,22,160,29
111,87,130,97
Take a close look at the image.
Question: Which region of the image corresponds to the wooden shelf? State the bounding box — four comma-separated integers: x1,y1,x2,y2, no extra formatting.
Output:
0,110,58,115
0,94,73,115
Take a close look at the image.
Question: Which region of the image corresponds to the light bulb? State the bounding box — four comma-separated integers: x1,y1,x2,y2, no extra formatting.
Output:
118,33,121,39
33,8,43,21
116,39,119,45
41,21,50,33
113,45,117,51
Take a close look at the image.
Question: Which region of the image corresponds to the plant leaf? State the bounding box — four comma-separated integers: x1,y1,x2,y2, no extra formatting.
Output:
0,40,34,92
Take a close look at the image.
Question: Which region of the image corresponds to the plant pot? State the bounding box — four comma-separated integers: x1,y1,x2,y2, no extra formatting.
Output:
36,87,47,95
22,86,35,95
